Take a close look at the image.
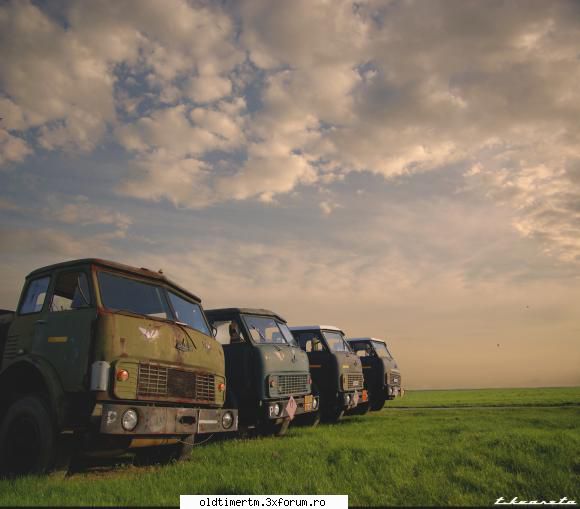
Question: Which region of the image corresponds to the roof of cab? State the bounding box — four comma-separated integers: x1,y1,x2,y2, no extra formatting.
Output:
348,337,386,343
27,258,202,303
205,307,287,323
289,325,344,333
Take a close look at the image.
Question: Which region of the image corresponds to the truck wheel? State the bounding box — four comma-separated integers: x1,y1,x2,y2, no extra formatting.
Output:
0,395,56,477
322,405,344,423
370,393,386,411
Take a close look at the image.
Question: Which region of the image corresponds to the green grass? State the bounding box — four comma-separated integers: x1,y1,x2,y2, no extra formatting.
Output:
0,388,578,507
390,386,580,408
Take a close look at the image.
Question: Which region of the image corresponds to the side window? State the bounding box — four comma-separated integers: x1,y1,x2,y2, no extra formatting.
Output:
19,276,51,314
297,332,324,352
50,272,91,312
212,320,246,345
351,342,369,357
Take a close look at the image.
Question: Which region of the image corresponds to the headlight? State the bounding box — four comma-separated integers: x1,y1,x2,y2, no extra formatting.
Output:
312,398,319,410
345,394,351,404
221,411,234,429
269,376,278,388
121,409,138,431
273,403,281,416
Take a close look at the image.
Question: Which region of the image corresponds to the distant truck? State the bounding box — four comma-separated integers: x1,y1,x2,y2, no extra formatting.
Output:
205,308,318,436
347,337,401,411
0,259,237,477
290,325,366,422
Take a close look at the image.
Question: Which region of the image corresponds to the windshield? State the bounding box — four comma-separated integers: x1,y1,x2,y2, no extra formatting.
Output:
98,271,172,319
372,341,393,359
168,291,210,335
242,315,295,345
97,271,210,335
322,330,351,353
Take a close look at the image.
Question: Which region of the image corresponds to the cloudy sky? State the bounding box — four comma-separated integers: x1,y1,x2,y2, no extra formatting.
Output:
1,0,579,389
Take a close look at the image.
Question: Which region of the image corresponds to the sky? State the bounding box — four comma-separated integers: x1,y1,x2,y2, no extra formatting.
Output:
1,0,579,389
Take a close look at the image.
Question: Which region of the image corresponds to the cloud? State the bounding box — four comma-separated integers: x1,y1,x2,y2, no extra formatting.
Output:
0,0,242,154
2,0,580,262
0,227,114,258
43,195,132,235
0,129,31,166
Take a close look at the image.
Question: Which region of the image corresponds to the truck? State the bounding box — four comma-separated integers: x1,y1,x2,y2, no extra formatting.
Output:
346,337,401,411
0,259,237,477
205,308,318,436
289,325,366,423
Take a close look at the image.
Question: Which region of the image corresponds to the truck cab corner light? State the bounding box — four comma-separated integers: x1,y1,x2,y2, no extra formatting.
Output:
217,382,225,392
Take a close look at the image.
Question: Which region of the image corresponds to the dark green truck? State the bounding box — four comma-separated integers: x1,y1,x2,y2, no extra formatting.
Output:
0,259,237,476
347,337,401,411
205,308,318,436
290,325,366,422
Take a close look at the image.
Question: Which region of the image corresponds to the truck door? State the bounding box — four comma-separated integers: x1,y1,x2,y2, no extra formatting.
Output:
33,269,97,392
213,318,253,406
1,275,52,369
296,331,330,395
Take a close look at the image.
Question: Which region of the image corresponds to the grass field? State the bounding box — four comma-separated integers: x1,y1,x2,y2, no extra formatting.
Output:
390,386,580,408
0,388,578,507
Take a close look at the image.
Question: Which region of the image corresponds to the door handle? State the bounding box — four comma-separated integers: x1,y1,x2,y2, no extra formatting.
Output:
35,319,47,325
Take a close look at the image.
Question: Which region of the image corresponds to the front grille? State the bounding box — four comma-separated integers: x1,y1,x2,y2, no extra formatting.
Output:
138,363,216,402
344,373,364,390
2,336,18,360
277,374,309,395
390,372,401,387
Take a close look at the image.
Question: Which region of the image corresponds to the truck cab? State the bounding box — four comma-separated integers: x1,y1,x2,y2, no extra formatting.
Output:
290,325,366,422
0,259,237,476
205,308,318,436
347,337,401,411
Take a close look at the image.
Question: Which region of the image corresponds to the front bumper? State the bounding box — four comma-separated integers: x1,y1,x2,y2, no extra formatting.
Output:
264,394,319,420
338,389,367,410
386,385,401,400
98,403,238,435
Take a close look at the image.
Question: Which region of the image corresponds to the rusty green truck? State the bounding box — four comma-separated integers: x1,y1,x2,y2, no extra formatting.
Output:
290,325,366,422
0,259,237,476
205,308,318,436
347,337,401,411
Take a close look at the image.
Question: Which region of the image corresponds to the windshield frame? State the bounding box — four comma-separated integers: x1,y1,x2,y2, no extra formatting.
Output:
321,329,353,353
371,340,394,360
241,314,296,346
96,269,211,336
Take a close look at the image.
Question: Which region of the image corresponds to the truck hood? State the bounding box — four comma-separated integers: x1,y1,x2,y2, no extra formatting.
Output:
254,343,309,375
95,310,225,376
334,350,363,377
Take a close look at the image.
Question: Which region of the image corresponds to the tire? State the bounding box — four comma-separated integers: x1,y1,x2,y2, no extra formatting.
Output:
322,405,344,423
370,392,386,411
0,395,56,477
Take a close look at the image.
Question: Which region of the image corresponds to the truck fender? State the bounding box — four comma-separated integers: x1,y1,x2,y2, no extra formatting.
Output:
0,355,66,429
